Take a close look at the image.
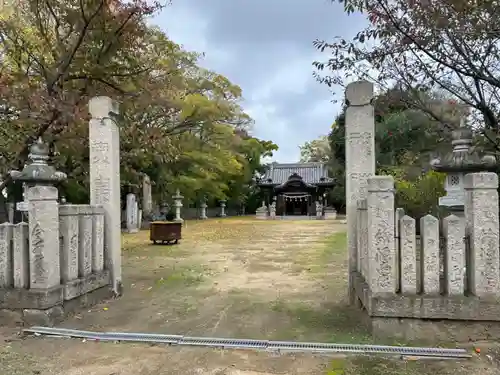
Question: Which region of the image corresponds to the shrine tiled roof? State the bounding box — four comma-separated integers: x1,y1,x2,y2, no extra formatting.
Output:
260,162,333,185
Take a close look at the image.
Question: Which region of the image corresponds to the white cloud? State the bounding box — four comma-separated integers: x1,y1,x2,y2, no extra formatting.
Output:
152,0,367,162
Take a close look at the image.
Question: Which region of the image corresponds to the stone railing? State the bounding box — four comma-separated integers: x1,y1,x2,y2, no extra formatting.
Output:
59,205,110,295
0,204,110,325
352,173,500,322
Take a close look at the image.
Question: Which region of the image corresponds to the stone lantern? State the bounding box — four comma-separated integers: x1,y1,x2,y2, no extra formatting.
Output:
9,137,67,289
10,137,67,188
199,196,208,220
219,199,227,217
430,125,496,214
172,189,184,223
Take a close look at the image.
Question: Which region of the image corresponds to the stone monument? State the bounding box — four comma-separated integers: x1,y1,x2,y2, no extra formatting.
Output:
142,174,153,228
345,81,376,304
89,96,122,295
126,193,139,233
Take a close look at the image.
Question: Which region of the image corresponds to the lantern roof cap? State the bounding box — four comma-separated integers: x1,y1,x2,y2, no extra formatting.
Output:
431,123,496,173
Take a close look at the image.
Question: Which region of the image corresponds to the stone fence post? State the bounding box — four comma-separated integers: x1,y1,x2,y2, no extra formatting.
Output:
367,176,396,295
345,81,376,303
464,172,500,297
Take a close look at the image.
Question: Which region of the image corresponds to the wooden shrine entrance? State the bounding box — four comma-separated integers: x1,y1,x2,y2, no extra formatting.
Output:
281,193,311,216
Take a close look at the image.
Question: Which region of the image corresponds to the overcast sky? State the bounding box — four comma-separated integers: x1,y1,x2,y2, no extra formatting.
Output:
153,0,366,162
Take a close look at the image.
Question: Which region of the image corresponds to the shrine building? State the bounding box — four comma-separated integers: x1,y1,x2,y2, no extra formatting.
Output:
257,162,335,216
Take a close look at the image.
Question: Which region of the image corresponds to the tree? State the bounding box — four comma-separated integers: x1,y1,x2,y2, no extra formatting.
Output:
1,0,278,212
0,0,163,190
325,88,454,212
299,135,330,162
313,0,500,153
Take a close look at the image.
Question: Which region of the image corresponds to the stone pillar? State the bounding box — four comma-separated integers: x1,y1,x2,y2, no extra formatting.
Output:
142,174,153,218
12,222,28,288
400,215,417,294
443,214,465,296
220,200,227,217
199,200,208,220
78,206,93,278
420,214,440,294
345,81,376,303
173,189,184,223
59,205,80,283
27,185,61,289
367,176,396,295
89,96,122,295
7,202,14,223
125,193,138,233
464,172,500,297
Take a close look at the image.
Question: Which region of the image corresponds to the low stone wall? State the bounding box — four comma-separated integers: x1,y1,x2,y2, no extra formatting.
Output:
0,204,112,326
352,173,500,341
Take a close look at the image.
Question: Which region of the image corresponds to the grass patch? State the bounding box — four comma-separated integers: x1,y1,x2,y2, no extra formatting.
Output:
155,264,212,287
317,231,347,263
293,231,347,274
268,298,372,344
324,357,420,375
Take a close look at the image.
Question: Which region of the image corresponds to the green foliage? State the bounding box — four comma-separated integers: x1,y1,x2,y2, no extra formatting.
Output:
299,135,330,162
0,0,277,208
383,169,446,219
312,87,454,214
314,0,500,153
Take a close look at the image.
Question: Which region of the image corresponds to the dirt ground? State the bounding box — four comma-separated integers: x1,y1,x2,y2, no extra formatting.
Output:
0,218,498,374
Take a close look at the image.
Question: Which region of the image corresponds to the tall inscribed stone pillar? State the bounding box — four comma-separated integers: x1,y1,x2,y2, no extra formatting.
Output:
345,81,376,304
89,96,122,295
142,174,153,219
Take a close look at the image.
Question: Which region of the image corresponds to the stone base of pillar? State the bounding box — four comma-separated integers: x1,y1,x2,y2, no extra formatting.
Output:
352,270,500,342
0,271,112,327
125,228,139,233
173,218,184,223
324,208,337,220
199,216,208,220
370,316,500,344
